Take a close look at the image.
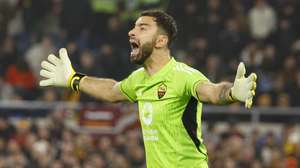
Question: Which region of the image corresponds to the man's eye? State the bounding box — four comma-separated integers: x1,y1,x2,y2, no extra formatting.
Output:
140,27,146,30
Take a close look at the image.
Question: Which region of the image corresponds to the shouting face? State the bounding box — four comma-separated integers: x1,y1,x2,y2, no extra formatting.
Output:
128,16,160,65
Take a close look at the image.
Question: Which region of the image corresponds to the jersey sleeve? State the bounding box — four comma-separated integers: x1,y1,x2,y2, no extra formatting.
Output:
119,69,142,102
188,71,209,101
178,64,210,101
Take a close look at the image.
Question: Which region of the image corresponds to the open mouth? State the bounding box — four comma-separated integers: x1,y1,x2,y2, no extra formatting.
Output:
130,40,140,57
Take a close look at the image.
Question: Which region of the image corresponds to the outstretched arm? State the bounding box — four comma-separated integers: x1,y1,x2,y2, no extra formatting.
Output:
79,77,126,102
39,48,127,102
196,63,257,108
196,81,235,105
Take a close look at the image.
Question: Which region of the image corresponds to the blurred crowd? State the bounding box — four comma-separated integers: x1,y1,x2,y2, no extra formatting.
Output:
0,0,300,106
0,111,146,168
204,122,300,168
0,111,298,168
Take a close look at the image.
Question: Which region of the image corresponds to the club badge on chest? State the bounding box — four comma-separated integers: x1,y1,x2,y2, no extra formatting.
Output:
157,83,167,99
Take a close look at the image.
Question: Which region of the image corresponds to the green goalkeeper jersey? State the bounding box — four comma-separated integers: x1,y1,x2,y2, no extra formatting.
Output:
120,58,209,168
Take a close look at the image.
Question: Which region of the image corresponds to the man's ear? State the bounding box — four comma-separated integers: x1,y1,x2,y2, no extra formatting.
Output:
155,35,168,48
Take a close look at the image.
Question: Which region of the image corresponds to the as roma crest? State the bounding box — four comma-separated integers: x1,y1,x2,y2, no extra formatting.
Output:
157,83,167,99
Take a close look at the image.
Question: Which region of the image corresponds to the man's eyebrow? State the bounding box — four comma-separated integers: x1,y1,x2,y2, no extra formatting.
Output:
135,23,150,27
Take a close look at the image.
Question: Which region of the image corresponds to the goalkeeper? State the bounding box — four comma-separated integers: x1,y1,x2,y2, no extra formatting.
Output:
39,10,257,168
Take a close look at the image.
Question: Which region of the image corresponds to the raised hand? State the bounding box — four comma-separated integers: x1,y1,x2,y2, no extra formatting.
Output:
231,62,257,108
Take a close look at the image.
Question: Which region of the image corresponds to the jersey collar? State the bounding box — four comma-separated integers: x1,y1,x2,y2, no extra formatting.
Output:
145,57,176,79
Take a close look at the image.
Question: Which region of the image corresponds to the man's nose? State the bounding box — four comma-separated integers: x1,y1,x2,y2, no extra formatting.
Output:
128,28,135,37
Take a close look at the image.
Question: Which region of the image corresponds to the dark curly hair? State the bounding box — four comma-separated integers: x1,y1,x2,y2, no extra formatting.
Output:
141,10,178,47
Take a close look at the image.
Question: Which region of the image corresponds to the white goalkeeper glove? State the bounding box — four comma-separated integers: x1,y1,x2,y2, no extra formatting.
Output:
231,62,257,109
39,48,85,91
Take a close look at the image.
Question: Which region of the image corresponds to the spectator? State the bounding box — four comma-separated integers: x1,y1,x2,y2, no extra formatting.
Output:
61,0,91,40
256,93,272,107
5,58,36,91
78,50,102,76
249,0,276,40
0,77,15,100
205,54,222,82
25,35,55,80
219,18,244,61
0,0,15,38
98,43,123,79
0,35,18,76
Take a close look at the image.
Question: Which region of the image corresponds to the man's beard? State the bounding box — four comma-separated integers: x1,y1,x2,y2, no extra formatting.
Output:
131,41,154,65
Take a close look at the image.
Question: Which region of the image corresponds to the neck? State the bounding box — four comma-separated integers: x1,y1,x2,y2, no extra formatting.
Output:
144,49,171,76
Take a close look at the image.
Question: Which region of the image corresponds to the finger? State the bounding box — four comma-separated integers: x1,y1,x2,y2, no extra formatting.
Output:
59,48,71,64
251,90,255,97
247,90,255,99
48,54,61,66
40,69,54,79
41,61,56,72
247,73,257,82
39,79,53,87
245,98,253,109
252,82,257,90
235,62,246,80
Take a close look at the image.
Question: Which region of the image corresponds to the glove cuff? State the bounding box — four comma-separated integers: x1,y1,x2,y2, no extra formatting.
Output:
229,88,236,102
70,72,86,91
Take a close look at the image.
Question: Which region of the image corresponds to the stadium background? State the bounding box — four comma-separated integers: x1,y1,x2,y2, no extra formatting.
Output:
0,0,300,167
